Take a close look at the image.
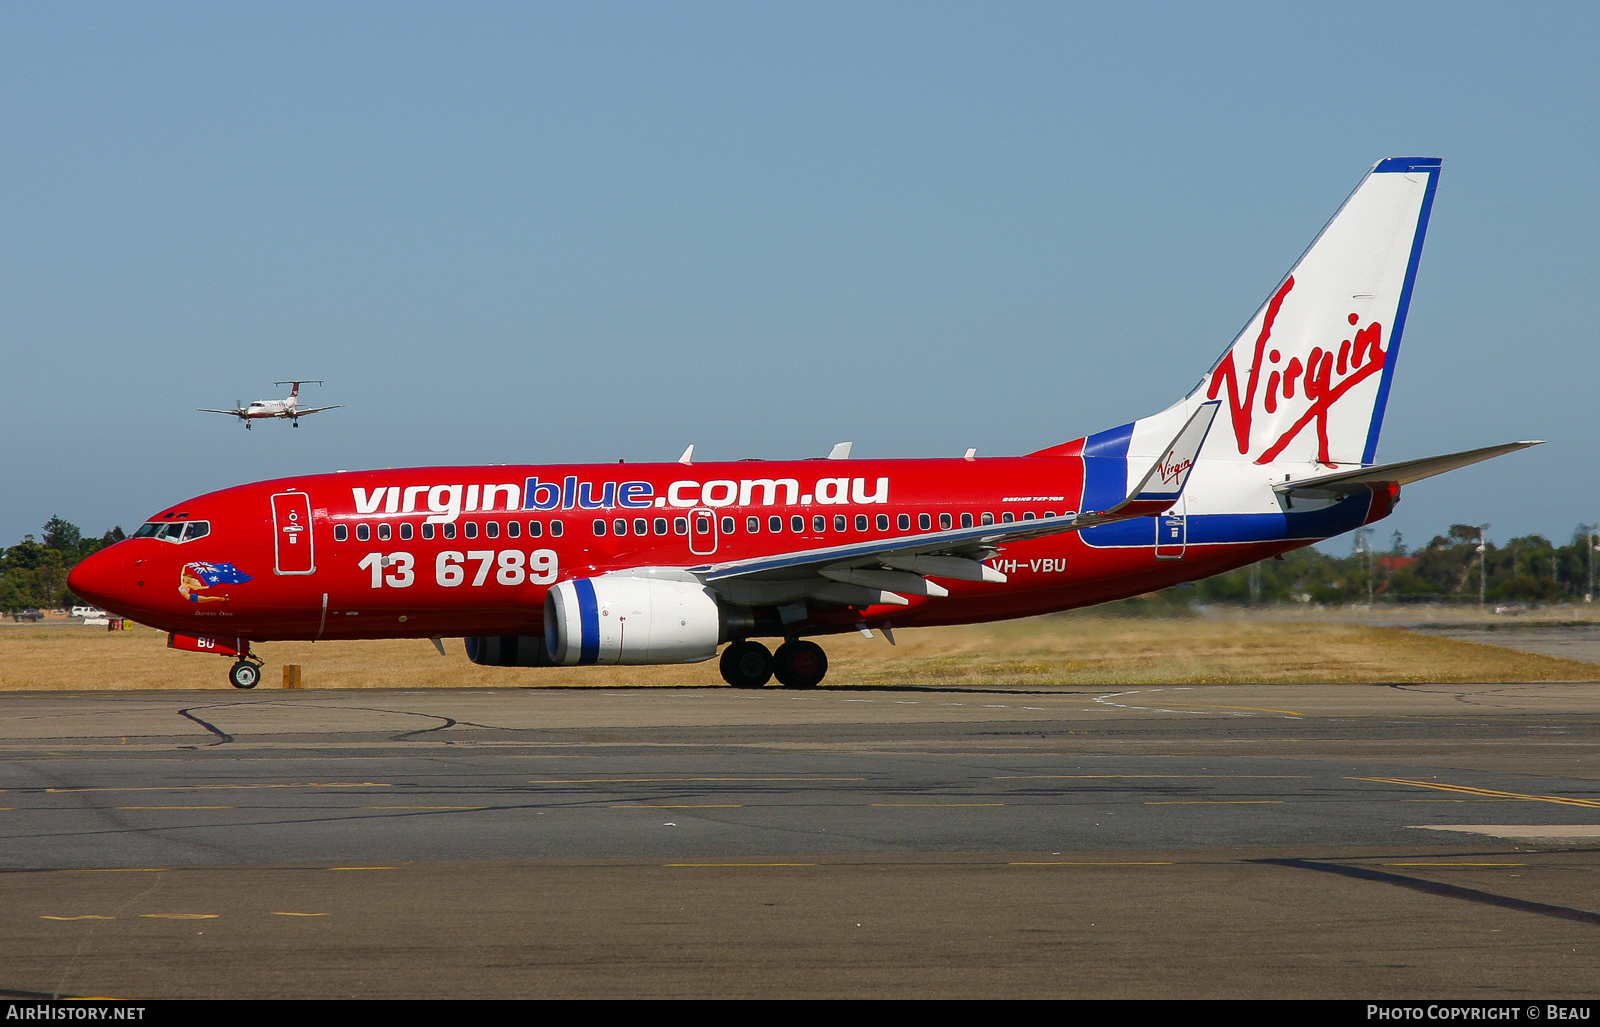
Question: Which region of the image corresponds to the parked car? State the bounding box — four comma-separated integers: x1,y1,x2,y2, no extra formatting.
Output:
14,609,43,622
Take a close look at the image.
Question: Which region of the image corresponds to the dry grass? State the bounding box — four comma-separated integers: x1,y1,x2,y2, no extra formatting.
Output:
2,615,1595,691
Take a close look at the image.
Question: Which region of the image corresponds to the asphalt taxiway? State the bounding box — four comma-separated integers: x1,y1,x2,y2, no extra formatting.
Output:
3,681,1597,998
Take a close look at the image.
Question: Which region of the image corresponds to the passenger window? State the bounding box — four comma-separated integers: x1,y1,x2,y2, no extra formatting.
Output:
674,517,688,535
550,520,564,537
981,512,994,526
898,513,911,531
1022,512,1035,521
378,523,392,541
721,516,735,534
939,513,952,530
527,521,543,538
464,522,479,539
356,524,370,541
1002,512,1015,523
614,519,627,535
792,515,805,533
769,516,782,533
422,523,436,540
876,514,888,531
918,513,931,531
593,520,608,536
834,515,847,532
400,522,414,541
443,523,457,540
813,515,826,533
486,521,500,538
961,513,973,528
505,521,519,539
855,514,868,531
334,524,348,542
634,518,648,536
653,518,668,535
746,516,760,533
694,518,711,536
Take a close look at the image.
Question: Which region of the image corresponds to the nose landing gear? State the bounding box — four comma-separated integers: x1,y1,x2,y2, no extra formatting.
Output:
167,633,266,690
719,639,828,688
228,660,262,689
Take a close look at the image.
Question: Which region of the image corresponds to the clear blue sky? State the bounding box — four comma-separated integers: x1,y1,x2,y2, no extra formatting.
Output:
2,2,1595,554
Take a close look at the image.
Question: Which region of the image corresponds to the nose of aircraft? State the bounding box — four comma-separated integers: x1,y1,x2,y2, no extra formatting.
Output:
68,546,125,609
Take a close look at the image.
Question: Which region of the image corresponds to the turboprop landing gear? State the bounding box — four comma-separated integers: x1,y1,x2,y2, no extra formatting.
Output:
773,640,827,689
228,660,262,689
720,640,773,688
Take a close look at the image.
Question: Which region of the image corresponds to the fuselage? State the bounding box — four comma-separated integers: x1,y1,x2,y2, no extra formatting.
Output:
242,398,295,419
68,158,1466,690
68,453,1387,644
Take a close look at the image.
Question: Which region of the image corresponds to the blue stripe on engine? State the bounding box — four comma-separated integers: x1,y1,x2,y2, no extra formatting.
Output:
575,578,600,665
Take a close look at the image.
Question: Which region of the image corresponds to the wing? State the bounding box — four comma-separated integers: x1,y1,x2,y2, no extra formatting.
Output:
686,402,1218,609
292,405,344,416
198,408,245,416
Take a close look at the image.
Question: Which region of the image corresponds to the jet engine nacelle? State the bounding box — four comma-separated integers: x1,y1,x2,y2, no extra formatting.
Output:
465,635,554,667
544,575,729,665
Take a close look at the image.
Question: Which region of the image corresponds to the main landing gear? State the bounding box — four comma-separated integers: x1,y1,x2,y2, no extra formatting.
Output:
719,640,829,689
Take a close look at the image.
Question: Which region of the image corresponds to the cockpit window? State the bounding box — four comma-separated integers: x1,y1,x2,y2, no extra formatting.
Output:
134,520,211,543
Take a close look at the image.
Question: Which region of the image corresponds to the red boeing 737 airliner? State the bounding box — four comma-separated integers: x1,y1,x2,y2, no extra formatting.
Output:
69,158,1538,689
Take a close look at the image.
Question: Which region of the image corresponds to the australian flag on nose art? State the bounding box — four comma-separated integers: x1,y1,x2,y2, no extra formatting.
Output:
190,562,253,587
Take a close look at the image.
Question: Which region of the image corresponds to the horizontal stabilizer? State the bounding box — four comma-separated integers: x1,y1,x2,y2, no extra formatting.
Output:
1117,401,1219,511
1274,441,1543,499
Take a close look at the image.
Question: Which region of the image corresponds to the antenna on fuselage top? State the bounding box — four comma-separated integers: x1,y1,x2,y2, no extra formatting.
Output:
827,441,853,459
678,445,694,465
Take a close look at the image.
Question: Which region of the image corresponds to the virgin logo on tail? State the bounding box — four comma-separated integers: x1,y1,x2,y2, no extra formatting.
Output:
1205,276,1386,465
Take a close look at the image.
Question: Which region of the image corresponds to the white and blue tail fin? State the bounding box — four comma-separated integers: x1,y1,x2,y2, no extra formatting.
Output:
1119,157,1441,474
1201,157,1439,468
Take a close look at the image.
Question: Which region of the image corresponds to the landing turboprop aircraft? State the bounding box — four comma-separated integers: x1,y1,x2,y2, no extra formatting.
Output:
199,380,343,429
74,158,1538,690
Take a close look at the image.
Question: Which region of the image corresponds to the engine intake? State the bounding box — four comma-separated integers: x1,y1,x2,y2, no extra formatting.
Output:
545,576,730,665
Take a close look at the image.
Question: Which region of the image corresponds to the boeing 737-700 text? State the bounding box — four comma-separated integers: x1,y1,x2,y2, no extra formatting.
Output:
71,158,1538,689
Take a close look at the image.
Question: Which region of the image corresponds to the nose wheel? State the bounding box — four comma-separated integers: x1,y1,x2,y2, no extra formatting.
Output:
228,660,262,689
